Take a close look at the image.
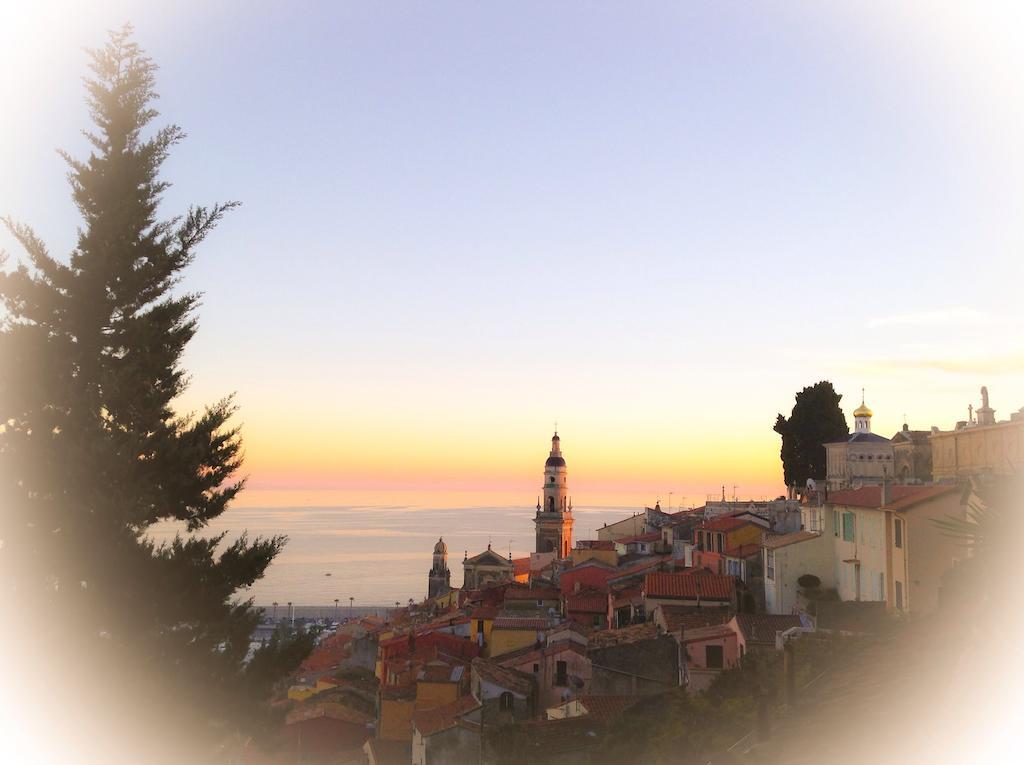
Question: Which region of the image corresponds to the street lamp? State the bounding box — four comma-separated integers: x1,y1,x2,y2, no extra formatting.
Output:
334,598,339,623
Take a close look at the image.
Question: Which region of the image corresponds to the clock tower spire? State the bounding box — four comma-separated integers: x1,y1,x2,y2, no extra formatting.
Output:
534,431,574,557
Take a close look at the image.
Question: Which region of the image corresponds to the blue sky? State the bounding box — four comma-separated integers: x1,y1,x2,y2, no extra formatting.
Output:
2,1,1022,503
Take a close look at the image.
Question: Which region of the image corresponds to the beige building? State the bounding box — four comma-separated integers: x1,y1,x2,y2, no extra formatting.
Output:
826,484,964,614
930,387,1024,481
892,425,933,483
825,394,896,491
462,546,514,590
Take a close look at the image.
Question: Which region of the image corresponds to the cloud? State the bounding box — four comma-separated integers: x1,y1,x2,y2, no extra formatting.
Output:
867,308,994,329
868,352,1024,375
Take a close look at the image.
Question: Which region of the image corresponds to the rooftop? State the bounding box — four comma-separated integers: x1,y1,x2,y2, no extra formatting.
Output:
763,530,822,550
827,484,959,511
587,621,660,649
654,604,733,633
413,694,481,737
565,593,608,613
644,571,736,601
472,657,535,696
733,613,805,644
493,615,551,631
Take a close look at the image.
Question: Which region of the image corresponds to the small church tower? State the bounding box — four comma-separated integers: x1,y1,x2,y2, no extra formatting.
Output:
534,431,574,557
427,537,451,599
853,390,873,434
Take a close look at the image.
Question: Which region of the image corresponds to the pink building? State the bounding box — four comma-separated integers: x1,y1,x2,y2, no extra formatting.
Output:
680,624,741,693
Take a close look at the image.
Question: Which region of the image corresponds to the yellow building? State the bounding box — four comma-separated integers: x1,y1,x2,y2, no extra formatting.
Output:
414,662,467,709
379,685,417,741
287,683,316,702
469,606,496,654
488,615,548,658
569,542,618,568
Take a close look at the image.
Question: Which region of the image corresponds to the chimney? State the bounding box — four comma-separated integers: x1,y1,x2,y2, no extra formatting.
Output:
881,470,889,508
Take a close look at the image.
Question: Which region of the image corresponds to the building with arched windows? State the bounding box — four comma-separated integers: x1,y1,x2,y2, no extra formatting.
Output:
534,432,574,557
825,393,896,491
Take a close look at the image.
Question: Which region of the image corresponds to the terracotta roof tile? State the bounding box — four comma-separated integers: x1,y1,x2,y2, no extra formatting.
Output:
565,594,608,613
413,694,481,737
493,616,550,630
617,532,662,544
576,694,643,723
654,605,732,633
733,613,804,644
827,484,958,511
472,657,535,695
587,621,660,649
644,572,735,601
286,702,374,726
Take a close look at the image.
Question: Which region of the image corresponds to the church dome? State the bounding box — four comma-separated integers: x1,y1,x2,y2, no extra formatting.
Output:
545,455,566,467
434,537,447,554
853,402,873,418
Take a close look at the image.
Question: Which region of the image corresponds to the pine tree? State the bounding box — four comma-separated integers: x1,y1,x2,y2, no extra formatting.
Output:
774,381,849,489
0,26,311,760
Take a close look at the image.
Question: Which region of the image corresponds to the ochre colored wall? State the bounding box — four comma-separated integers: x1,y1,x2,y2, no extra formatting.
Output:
489,628,537,659
415,681,460,710
379,698,415,741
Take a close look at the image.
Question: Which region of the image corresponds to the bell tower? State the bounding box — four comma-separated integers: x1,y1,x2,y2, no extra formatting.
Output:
427,537,451,599
534,431,574,557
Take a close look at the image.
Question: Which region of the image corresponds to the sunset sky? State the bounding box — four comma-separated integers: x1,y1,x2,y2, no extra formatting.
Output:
3,1,1022,509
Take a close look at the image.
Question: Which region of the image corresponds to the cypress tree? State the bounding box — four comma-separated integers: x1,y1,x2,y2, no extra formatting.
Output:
774,381,849,489
0,26,311,760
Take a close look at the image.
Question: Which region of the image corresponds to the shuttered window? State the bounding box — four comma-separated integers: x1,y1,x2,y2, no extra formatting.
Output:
842,512,855,542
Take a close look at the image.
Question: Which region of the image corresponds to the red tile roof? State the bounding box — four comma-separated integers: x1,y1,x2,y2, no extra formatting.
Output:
472,657,535,695
733,613,804,645
576,540,617,551
827,484,959,511
644,572,735,601
493,616,550,630
565,594,608,613
654,605,732,633
617,532,662,544
504,586,560,601
701,516,752,532
286,702,374,727
416,662,466,684
413,695,481,737
469,605,501,621
587,621,660,649
577,695,643,723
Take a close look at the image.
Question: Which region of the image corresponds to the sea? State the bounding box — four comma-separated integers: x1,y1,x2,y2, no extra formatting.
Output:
147,502,639,610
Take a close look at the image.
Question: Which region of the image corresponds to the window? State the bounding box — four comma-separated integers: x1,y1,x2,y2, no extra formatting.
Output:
765,549,775,580
833,509,840,537
705,644,724,669
555,660,568,686
895,581,904,610
532,663,539,674
894,518,904,549
499,692,513,711
842,512,856,542
879,572,885,601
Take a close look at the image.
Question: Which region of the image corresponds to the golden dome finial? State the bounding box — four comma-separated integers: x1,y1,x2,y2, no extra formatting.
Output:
853,388,872,418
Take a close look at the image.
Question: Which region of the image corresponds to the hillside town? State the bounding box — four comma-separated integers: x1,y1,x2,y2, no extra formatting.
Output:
242,385,1022,764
